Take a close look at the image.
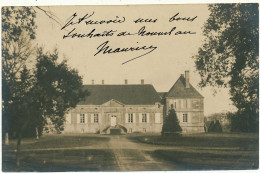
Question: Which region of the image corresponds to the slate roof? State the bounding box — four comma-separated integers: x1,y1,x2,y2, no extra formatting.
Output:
158,92,167,99
78,84,162,105
166,75,203,98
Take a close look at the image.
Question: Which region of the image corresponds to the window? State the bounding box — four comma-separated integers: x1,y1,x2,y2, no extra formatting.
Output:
128,113,133,123
143,128,146,132
142,113,147,123
80,114,85,123
94,114,99,123
128,128,132,133
174,101,177,108
183,114,188,122
193,100,200,109
184,100,188,108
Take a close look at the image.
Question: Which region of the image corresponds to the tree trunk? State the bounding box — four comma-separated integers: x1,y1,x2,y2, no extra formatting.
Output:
36,127,39,140
5,132,9,145
16,131,22,167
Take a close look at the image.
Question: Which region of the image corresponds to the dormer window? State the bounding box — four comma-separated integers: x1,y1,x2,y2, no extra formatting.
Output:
155,102,160,108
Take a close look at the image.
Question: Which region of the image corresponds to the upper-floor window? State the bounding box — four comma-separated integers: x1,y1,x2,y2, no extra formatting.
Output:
80,114,85,123
184,99,188,108
193,100,200,109
94,114,99,123
128,113,133,123
183,114,188,122
142,113,147,123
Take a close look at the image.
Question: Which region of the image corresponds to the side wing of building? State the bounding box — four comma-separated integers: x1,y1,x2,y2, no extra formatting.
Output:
165,71,204,133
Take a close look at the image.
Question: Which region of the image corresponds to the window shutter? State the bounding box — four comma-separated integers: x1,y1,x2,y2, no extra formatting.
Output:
125,113,128,123
133,113,136,123
139,113,142,123
91,114,94,123
77,114,80,124
155,113,160,123
97,113,100,123
85,114,88,123
147,113,150,123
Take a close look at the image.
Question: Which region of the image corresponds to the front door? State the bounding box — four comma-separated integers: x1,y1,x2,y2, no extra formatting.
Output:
111,116,117,127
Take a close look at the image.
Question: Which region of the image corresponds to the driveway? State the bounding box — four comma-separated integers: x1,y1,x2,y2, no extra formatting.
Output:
107,135,184,171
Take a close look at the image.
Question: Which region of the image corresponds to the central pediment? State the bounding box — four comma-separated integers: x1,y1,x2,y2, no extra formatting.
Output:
102,99,124,107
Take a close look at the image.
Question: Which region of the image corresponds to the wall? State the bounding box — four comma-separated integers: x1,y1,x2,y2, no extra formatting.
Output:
63,103,163,134
166,97,204,133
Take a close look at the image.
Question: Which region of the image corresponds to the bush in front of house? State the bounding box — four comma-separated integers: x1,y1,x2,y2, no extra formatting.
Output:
208,120,223,132
161,109,182,136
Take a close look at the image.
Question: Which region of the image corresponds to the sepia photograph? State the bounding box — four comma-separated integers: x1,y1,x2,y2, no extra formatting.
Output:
1,2,259,172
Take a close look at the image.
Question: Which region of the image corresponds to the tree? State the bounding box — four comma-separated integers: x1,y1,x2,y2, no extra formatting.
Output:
2,7,37,144
2,7,89,166
208,120,222,133
161,109,182,136
193,4,259,132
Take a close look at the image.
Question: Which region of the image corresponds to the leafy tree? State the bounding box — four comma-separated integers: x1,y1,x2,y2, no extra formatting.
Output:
2,6,37,140
208,120,222,133
193,4,259,132
2,7,89,166
161,109,182,136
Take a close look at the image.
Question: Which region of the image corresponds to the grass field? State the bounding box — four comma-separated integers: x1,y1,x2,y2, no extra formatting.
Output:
2,134,115,171
2,133,259,171
129,133,259,170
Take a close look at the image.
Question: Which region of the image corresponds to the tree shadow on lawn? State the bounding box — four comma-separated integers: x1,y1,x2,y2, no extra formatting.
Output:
148,150,259,170
128,133,259,150
2,149,118,172
3,135,110,150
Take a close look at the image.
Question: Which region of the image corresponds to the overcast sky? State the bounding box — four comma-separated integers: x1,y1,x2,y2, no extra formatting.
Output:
34,5,237,115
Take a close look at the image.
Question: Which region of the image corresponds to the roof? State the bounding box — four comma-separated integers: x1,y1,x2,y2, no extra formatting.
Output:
158,92,167,99
166,75,203,98
78,84,162,105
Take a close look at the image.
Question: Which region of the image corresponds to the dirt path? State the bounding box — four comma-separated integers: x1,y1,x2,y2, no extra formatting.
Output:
107,135,183,171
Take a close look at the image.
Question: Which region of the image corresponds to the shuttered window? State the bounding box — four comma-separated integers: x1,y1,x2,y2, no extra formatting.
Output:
142,114,147,123
128,113,133,123
94,114,99,123
183,114,188,122
80,114,85,123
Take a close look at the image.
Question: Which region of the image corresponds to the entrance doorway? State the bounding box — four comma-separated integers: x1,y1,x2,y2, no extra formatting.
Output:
111,115,117,127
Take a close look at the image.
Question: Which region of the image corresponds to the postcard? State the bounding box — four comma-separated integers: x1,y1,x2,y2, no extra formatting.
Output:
1,2,259,172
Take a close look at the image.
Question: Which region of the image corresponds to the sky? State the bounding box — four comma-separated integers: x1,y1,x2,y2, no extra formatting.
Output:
34,5,237,116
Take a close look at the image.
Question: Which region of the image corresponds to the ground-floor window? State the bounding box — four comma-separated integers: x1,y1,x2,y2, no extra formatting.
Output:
128,113,133,123
128,128,132,133
94,114,99,123
143,128,146,132
80,114,85,123
142,113,147,123
183,114,188,122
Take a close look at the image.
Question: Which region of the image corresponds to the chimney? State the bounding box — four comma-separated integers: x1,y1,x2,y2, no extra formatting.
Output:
185,70,190,88
92,80,94,85
125,79,128,85
141,79,144,85
102,80,104,85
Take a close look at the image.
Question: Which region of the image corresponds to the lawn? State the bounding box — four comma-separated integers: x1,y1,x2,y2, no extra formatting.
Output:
129,133,259,170
2,134,116,171
3,134,110,150
128,132,258,149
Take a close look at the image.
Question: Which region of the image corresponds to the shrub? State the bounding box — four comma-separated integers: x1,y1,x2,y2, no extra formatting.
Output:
161,109,182,136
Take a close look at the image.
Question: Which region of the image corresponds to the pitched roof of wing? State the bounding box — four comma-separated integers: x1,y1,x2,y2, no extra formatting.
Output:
166,75,203,98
